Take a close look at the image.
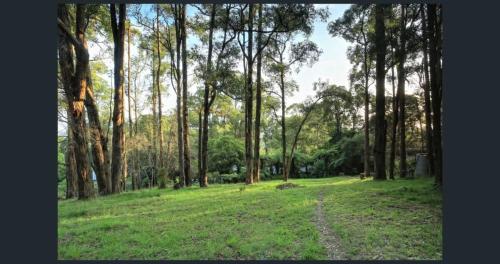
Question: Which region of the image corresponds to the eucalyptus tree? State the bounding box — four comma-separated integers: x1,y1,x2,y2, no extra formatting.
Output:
427,3,443,187
420,4,434,176
181,4,192,186
191,4,239,187
373,4,387,180
265,35,321,182
329,4,374,179
57,3,95,199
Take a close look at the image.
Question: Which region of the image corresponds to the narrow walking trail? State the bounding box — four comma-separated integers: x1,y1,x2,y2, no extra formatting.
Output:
314,189,345,260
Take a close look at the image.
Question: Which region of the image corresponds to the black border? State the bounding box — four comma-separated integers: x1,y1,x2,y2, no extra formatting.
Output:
2,0,500,263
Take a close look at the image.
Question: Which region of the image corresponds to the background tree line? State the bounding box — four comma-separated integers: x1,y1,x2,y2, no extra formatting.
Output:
57,3,443,200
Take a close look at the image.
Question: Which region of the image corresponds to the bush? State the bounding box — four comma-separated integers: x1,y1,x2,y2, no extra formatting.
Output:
208,135,244,174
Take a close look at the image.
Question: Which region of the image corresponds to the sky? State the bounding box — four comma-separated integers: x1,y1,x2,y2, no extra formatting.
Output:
59,4,404,136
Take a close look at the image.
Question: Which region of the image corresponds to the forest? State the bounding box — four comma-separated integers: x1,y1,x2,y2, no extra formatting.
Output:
57,3,443,260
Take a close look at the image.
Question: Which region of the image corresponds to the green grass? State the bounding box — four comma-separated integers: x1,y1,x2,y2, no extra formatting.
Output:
58,176,442,260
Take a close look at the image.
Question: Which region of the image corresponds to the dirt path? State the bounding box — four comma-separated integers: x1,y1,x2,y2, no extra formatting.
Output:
314,190,346,260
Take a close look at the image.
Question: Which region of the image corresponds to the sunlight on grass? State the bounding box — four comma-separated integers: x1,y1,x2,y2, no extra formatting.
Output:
58,176,442,260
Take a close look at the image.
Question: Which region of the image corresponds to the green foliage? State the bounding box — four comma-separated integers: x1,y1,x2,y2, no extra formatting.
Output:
207,135,244,174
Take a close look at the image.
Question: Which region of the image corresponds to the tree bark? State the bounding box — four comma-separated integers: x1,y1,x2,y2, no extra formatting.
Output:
181,4,192,186
156,5,166,189
427,4,443,187
85,68,112,194
151,52,158,186
253,4,263,183
174,4,185,188
280,68,287,182
200,4,216,187
389,53,398,180
198,108,203,183
110,4,126,193
58,4,95,199
421,4,435,176
373,4,387,180
397,5,407,178
65,107,78,199
127,21,135,190
245,4,254,185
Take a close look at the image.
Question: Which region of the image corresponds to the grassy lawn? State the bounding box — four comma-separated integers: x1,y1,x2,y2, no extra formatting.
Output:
58,176,442,260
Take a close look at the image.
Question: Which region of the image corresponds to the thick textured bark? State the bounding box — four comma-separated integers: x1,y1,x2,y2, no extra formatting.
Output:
181,4,192,186
200,5,216,187
253,4,263,183
58,4,94,199
427,4,443,187
373,5,387,180
389,56,398,180
110,4,126,193
397,5,407,178
421,5,435,176
245,4,254,184
85,69,111,194
65,107,78,199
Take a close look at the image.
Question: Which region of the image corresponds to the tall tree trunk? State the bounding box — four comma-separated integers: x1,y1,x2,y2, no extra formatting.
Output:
198,108,203,183
151,53,158,186
373,4,387,180
362,44,370,179
127,21,135,190
253,4,263,183
389,51,398,180
58,4,95,199
245,4,254,184
174,5,185,188
156,5,166,189
85,69,112,194
421,4,435,176
397,5,407,178
427,4,443,187
280,68,287,182
65,107,78,199
110,4,126,193
181,4,192,186
200,4,216,187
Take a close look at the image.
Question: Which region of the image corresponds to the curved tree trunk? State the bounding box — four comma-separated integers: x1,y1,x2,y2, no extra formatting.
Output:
85,69,111,194
58,3,95,199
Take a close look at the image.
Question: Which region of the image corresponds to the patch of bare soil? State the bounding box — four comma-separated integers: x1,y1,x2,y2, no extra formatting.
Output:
314,190,346,260
275,183,301,190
